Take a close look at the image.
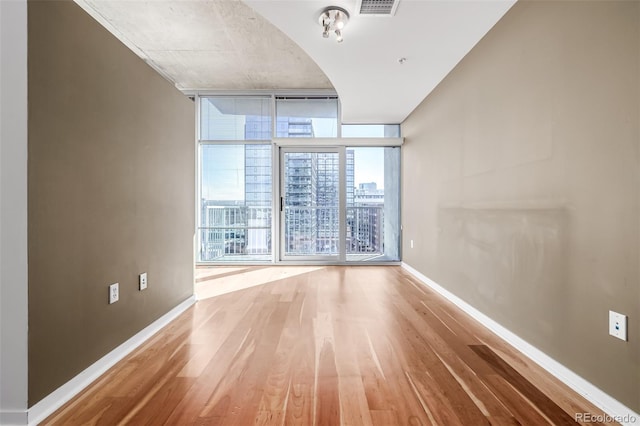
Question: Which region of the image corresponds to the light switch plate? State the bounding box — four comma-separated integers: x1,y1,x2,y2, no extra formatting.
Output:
609,310,627,341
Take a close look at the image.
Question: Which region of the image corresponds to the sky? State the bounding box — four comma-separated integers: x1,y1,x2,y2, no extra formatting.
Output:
201,145,246,201
352,148,385,188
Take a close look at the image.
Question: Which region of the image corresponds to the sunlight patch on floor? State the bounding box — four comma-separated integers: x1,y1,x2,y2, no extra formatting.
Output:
196,266,325,300
195,266,252,281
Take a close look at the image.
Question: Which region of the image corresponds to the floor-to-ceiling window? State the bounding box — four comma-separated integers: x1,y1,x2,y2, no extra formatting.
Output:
346,147,401,262
198,97,272,262
196,93,401,264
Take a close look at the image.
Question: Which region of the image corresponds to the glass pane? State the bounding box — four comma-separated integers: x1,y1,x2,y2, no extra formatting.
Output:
200,97,271,140
199,144,272,262
283,152,340,256
341,124,401,138
276,98,338,138
346,147,400,262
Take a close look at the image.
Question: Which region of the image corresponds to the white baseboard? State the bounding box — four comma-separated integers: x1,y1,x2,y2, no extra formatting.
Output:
400,262,640,426
27,295,196,426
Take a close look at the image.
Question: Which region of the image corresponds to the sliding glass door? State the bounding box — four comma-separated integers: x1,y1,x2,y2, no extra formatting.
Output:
279,146,400,262
280,148,343,261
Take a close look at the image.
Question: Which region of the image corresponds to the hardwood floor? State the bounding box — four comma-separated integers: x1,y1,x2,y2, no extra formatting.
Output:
43,266,616,425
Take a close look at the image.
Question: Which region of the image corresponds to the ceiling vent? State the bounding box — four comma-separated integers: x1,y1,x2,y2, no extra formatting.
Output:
357,0,399,16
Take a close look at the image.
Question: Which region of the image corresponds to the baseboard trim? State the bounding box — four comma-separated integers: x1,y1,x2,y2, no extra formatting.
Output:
27,295,196,426
400,262,639,426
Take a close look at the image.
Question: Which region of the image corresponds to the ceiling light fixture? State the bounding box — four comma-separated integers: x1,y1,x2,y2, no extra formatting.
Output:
318,7,350,43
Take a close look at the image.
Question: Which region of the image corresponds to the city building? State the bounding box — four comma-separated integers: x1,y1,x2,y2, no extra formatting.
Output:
349,182,384,254
354,182,384,204
201,115,366,260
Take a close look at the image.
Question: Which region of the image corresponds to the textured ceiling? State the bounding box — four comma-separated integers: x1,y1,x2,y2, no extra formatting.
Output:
76,0,334,90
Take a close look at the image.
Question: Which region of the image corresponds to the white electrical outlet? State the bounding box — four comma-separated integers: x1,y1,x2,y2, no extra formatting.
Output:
139,272,147,291
410,239,414,249
109,283,119,304
609,310,627,341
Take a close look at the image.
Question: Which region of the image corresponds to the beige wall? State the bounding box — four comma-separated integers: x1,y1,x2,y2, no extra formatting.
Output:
402,0,639,412
28,1,195,405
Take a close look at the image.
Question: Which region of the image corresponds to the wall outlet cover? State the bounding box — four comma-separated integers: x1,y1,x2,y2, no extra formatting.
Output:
609,310,627,341
109,283,119,304
139,272,147,291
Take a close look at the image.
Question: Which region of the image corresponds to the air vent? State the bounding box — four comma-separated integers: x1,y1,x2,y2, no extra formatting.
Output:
357,0,399,16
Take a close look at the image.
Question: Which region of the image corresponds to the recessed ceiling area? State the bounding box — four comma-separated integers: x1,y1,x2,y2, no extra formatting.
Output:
74,0,515,123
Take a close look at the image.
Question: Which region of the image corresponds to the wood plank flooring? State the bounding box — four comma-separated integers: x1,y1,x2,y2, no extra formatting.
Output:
43,266,617,425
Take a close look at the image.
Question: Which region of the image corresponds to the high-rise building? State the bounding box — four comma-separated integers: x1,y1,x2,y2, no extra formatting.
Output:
314,152,340,253
276,117,314,137
351,181,384,254
201,115,360,260
283,151,318,254
355,182,384,204
243,115,321,256
244,145,271,255
346,150,354,206
358,182,378,193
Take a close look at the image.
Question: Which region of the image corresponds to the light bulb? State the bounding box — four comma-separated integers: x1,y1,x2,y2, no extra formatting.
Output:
335,29,343,43
334,12,345,30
